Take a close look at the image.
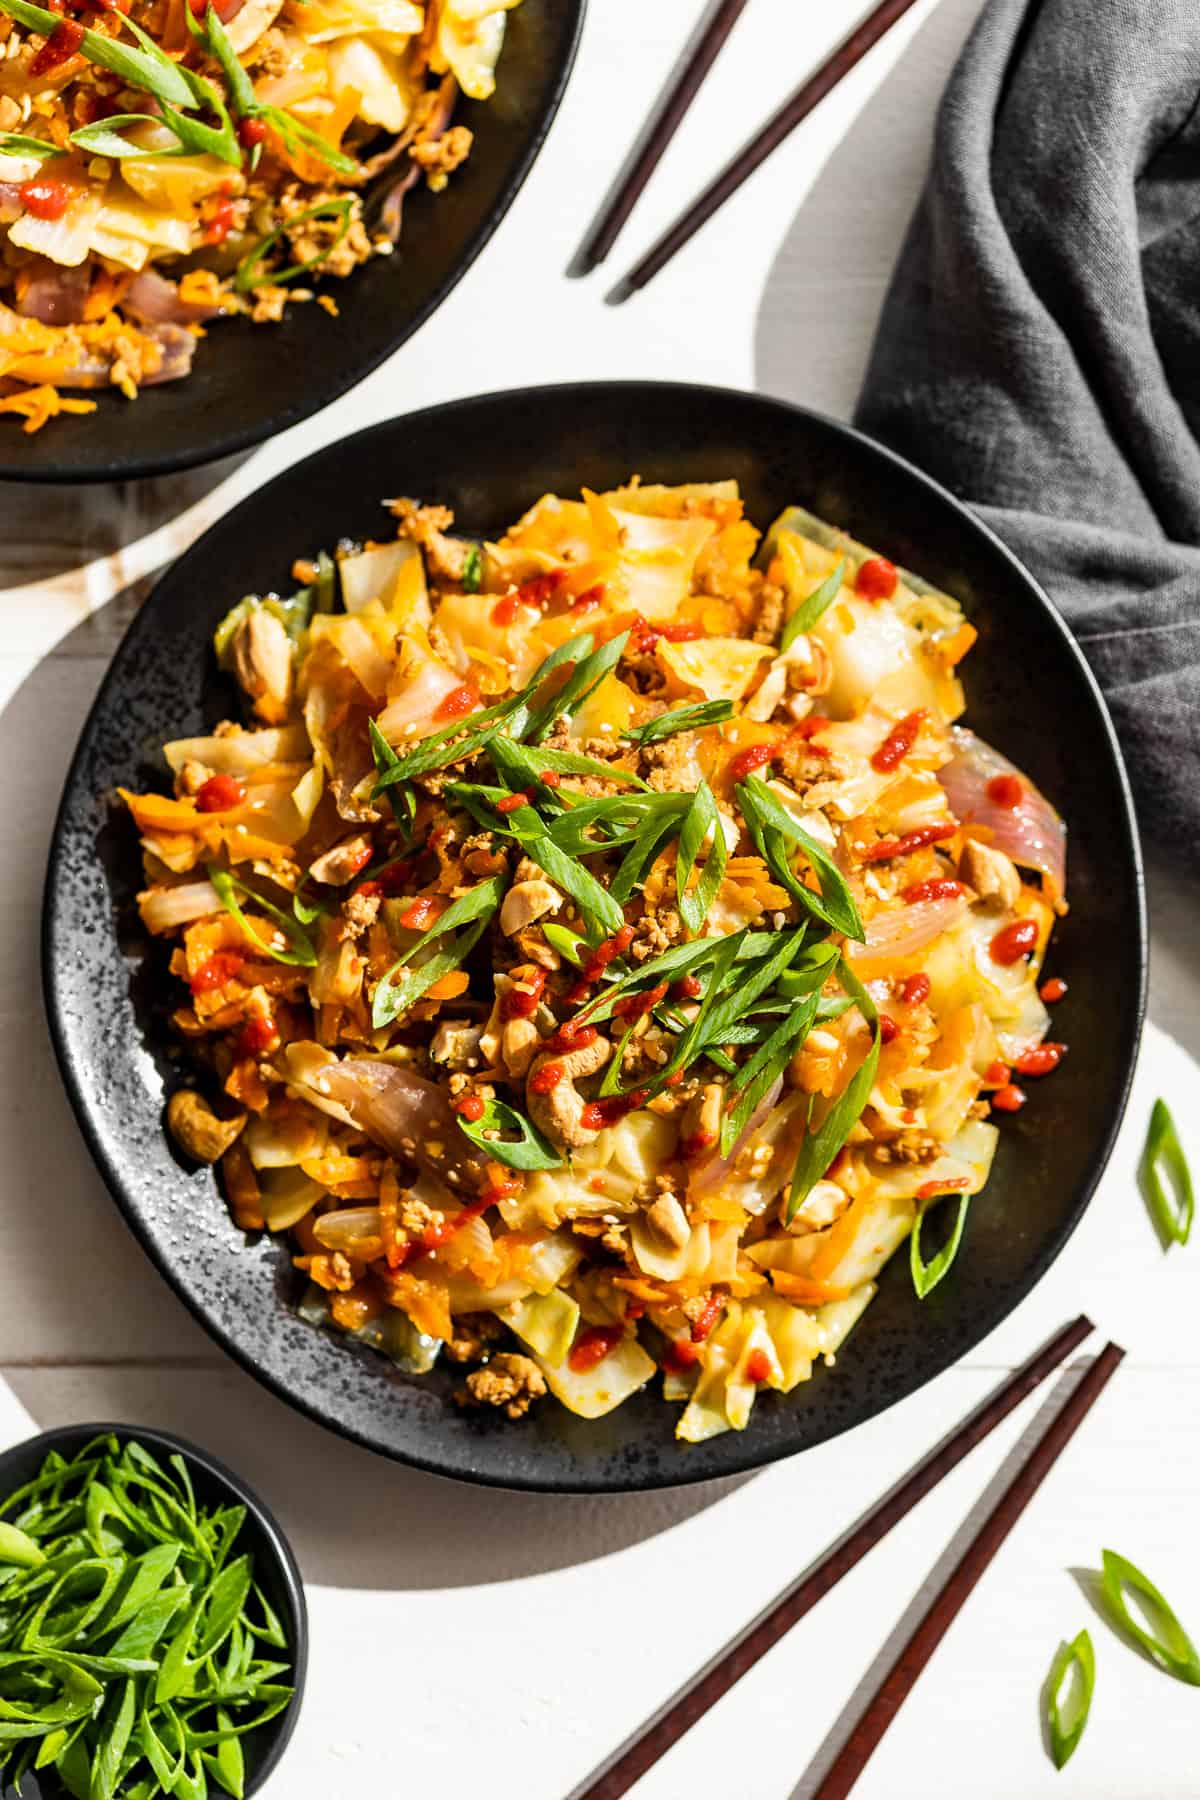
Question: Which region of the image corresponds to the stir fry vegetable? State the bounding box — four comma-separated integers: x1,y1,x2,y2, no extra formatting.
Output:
121,477,1070,1442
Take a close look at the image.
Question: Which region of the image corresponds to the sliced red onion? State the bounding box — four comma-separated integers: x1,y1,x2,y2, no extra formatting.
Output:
688,1076,783,1201
860,895,967,957
140,323,197,386
123,270,223,327
291,1055,485,1178
17,261,90,326
938,727,1066,902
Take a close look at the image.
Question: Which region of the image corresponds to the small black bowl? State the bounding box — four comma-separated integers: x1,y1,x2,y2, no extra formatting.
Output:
0,1422,307,1798
43,382,1146,1491
0,0,584,484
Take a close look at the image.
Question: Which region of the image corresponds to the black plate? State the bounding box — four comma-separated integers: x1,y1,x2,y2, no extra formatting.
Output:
42,382,1146,1492
0,1,583,484
0,1421,307,1797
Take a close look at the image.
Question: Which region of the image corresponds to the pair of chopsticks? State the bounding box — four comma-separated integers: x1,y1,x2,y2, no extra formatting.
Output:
579,0,923,297
576,1317,1123,1800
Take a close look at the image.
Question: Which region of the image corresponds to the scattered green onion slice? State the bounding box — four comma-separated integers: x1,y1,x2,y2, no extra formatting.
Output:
0,131,62,159
207,867,317,966
234,197,354,294
910,1190,971,1298
737,774,865,941
624,699,735,745
372,877,503,1029
453,1097,562,1170
541,921,585,966
1140,1097,1193,1247
780,559,844,653
1045,1629,1094,1770
786,959,879,1222
675,779,726,934
1099,1549,1200,1684
461,544,483,592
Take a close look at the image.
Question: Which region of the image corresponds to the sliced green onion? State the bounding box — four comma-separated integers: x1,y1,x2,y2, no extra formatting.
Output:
0,1521,45,1569
372,877,503,1028
69,114,178,160
1140,1097,1193,1247
461,544,483,592
785,958,879,1222
609,813,679,905
186,0,256,116
738,774,864,941
518,831,625,938
253,104,358,176
542,922,584,966
675,779,726,935
234,198,354,294
910,1191,970,1298
488,732,645,794
367,717,418,833
1045,1629,1094,1770
720,995,818,1156
1099,1549,1200,1684
207,867,317,966
454,1098,562,1171
625,699,735,746
780,559,844,653
520,632,629,745
578,934,734,1026
696,928,808,1059
0,131,62,159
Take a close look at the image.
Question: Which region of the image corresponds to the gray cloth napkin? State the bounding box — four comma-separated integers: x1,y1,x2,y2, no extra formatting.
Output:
855,0,1200,860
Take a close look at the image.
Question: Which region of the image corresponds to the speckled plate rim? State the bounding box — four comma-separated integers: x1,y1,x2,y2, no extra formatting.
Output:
41,382,1147,1492
0,2,585,486
0,1420,308,1793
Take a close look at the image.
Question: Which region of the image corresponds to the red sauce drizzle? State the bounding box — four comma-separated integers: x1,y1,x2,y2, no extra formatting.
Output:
672,973,702,1000
568,1324,625,1373
613,981,668,1021
878,1016,900,1045
991,1083,1027,1113
1013,1042,1068,1078
870,709,925,774
434,683,478,722
983,1060,1011,1085
579,1089,648,1132
29,18,83,76
916,1176,972,1201
541,1018,597,1056
899,973,930,1006
744,1349,772,1385
528,1061,564,1094
453,1094,486,1122
396,894,441,931
856,556,899,601
194,774,246,813
862,823,956,862
570,583,606,613
1040,977,1068,1004
901,877,965,904
663,1338,700,1372
986,773,1025,809
237,116,268,148
235,1011,277,1058
500,968,546,1021
728,743,774,783
689,1293,724,1343
989,918,1038,965
496,789,533,813
18,177,72,219
190,950,245,994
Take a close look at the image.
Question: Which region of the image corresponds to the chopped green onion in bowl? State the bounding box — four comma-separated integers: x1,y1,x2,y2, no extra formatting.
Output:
0,1424,306,1798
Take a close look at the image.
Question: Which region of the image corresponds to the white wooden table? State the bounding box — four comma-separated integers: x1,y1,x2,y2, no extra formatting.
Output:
3,3,1198,1795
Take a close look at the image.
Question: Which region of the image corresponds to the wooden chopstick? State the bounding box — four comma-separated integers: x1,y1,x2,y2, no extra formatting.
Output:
611,0,923,299
812,1340,1126,1800
575,1316,1095,1800
577,0,752,271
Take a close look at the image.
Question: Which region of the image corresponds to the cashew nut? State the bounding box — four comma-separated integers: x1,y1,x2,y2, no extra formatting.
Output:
226,0,285,53
167,1090,246,1164
308,832,373,886
499,878,562,937
785,1177,851,1235
230,607,292,724
526,1034,611,1151
958,838,1021,910
501,1017,542,1080
644,1193,690,1251
680,1082,723,1149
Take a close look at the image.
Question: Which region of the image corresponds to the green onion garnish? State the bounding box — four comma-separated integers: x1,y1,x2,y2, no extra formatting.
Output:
372,876,503,1029
461,544,483,592
624,699,735,745
910,1190,971,1298
453,1097,562,1170
1099,1549,1200,1684
737,774,865,941
0,131,61,159
1140,1097,1193,1247
785,958,879,1222
1045,1629,1094,1770
235,197,354,294
208,867,317,966
675,779,726,934
780,559,844,653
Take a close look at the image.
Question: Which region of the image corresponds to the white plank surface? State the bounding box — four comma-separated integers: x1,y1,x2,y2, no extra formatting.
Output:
2,2,1198,1796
